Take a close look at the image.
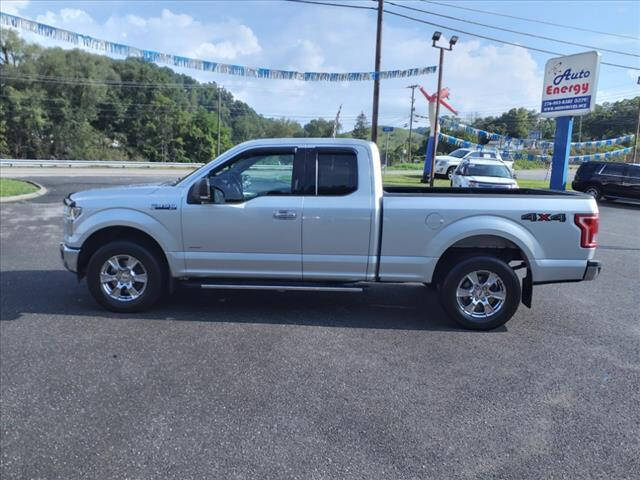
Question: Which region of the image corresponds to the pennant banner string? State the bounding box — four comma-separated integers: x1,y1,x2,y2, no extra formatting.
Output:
437,132,633,162
438,117,635,150
1,12,436,82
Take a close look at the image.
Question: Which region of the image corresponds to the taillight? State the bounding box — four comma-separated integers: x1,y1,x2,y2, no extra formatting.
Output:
574,213,599,248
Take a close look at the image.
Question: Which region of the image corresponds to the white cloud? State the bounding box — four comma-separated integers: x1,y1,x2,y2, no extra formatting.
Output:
1,0,29,15
36,8,94,27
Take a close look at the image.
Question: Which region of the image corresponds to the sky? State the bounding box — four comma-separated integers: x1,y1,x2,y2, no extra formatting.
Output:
2,0,639,130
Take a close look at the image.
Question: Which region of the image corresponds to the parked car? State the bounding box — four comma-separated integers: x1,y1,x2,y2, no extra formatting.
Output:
434,148,513,179
60,139,601,331
572,161,640,202
451,159,518,189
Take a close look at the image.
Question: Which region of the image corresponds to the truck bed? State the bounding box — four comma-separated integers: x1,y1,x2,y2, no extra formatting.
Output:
384,186,581,197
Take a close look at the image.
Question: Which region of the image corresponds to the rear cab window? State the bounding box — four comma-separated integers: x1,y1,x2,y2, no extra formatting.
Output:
302,149,358,196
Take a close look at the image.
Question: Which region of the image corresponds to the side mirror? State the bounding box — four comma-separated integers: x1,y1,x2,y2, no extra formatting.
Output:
197,177,211,203
188,177,211,204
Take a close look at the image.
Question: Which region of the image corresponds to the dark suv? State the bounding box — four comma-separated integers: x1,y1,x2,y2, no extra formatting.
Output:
572,161,640,202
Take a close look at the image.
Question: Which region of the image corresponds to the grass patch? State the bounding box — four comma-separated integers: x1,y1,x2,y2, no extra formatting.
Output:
382,173,449,187
387,162,425,170
513,159,546,170
0,178,39,197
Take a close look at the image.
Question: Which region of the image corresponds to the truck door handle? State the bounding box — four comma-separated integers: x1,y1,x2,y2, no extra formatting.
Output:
273,210,297,220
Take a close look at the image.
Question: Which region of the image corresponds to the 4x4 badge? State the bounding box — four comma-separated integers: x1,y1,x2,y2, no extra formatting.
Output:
151,203,177,210
521,213,566,222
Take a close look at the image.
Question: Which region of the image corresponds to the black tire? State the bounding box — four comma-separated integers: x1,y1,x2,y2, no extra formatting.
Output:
584,185,601,200
439,256,521,330
446,167,456,179
86,240,165,313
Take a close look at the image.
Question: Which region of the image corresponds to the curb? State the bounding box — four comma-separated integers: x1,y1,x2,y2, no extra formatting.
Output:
0,180,48,203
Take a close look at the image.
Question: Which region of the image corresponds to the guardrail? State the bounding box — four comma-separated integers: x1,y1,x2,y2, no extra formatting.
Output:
0,159,203,168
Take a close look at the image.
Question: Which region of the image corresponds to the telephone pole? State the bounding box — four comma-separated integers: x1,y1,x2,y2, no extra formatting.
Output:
407,84,418,163
371,0,383,143
633,98,640,163
332,104,342,138
217,86,222,156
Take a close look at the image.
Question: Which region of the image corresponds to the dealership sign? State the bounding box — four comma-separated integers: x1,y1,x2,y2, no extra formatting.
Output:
541,51,600,118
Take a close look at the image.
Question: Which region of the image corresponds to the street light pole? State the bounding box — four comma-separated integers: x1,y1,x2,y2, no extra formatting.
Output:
430,48,444,187
428,32,457,187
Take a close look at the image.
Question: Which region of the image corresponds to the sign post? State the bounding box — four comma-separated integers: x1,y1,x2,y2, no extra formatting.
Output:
382,126,393,168
541,51,600,190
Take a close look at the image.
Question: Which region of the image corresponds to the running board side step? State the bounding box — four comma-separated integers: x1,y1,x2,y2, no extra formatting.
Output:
200,283,363,292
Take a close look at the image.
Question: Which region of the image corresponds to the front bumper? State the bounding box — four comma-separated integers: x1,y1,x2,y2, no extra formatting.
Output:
583,260,601,281
60,243,80,273
434,164,448,174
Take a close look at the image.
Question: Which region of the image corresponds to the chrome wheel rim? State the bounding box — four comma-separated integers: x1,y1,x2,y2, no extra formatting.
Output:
585,187,599,198
447,169,454,179
100,255,148,302
456,270,507,320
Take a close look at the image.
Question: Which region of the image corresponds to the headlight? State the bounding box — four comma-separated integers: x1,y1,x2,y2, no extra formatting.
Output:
64,204,82,220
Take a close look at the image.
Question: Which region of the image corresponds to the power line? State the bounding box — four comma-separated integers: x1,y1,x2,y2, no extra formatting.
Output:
387,1,639,58
382,7,640,71
419,0,640,42
282,0,640,70
283,0,375,10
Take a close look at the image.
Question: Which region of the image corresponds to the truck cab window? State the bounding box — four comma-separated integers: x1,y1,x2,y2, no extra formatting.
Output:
316,152,358,195
209,153,294,202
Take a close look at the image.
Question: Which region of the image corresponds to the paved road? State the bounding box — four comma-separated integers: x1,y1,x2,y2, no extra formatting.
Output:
1,176,639,479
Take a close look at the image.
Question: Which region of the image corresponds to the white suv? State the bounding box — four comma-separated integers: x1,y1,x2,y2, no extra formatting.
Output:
434,148,513,179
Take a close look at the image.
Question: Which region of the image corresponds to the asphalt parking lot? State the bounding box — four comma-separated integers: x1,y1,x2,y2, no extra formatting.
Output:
1,174,639,479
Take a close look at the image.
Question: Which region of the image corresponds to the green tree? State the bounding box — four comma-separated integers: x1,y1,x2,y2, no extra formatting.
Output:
352,112,370,140
303,118,334,137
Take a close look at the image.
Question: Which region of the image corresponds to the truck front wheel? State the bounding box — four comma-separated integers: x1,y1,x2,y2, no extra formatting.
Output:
86,241,165,313
439,256,521,330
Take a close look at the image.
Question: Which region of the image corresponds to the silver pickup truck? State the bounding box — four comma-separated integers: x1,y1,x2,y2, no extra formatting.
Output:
60,139,601,330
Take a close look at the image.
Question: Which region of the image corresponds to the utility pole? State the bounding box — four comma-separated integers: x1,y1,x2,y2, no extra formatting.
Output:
407,84,418,163
633,98,640,163
371,0,383,144
217,86,222,157
578,116,583,143
332,104,342,138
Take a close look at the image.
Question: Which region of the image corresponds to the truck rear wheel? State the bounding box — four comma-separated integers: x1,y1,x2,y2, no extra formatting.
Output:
86,241,165,313
439,256,521,330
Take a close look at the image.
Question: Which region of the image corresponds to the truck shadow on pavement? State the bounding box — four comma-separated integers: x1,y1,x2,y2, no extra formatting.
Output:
0,270,507,332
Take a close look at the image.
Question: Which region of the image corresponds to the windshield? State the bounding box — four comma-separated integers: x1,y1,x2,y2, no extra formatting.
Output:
467,164,512,178
449,149,469,158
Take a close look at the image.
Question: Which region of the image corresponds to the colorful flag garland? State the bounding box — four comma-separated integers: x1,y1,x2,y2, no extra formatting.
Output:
439,117,635,150
0,12,436,82
437,132,633,162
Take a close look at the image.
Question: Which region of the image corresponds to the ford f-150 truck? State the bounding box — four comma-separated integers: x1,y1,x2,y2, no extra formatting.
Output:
60,139,601,330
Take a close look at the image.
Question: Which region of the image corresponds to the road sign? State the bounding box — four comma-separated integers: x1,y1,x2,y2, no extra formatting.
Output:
382,126,394,132
541,51,600,118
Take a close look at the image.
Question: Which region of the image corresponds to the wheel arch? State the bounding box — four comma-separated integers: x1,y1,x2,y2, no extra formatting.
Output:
431,234,528,288
77,226,170,279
